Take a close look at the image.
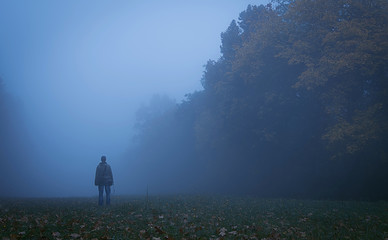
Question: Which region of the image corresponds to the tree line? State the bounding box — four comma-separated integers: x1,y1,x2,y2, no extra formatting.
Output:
0,79,35,196
130,0,388,199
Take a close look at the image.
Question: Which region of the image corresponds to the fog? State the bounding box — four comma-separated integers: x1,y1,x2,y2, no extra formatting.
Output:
0,0,269,197
2,0,387,200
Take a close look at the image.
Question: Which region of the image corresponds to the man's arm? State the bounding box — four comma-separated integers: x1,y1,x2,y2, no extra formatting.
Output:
108,166,114,185
94,166,99,186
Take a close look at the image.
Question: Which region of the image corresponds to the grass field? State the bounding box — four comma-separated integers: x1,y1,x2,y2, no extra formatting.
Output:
0,195,387,239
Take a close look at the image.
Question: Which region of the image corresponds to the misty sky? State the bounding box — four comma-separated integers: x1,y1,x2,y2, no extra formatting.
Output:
0,0,268,197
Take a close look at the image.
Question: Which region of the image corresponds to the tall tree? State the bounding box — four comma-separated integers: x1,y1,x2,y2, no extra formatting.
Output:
0,78,34,196
128,0,388,199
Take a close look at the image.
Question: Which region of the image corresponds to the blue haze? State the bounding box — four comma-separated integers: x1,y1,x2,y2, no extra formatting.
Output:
0,0,268,197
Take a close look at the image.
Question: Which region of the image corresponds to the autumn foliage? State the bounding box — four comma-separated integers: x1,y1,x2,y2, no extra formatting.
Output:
1,196,387,239
130,0,388,199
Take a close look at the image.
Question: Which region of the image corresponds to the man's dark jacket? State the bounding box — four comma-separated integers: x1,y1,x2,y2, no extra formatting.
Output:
95,162,114,186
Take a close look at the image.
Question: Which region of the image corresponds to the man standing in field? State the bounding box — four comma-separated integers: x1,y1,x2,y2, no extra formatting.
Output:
95,155,114,206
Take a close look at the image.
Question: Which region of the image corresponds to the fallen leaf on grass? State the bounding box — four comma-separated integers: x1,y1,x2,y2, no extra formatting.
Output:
219,227,227,236
154,225,166,234
70,233,80,238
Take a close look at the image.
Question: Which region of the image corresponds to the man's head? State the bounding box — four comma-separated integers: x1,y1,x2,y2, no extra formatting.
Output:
101,155,107,163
